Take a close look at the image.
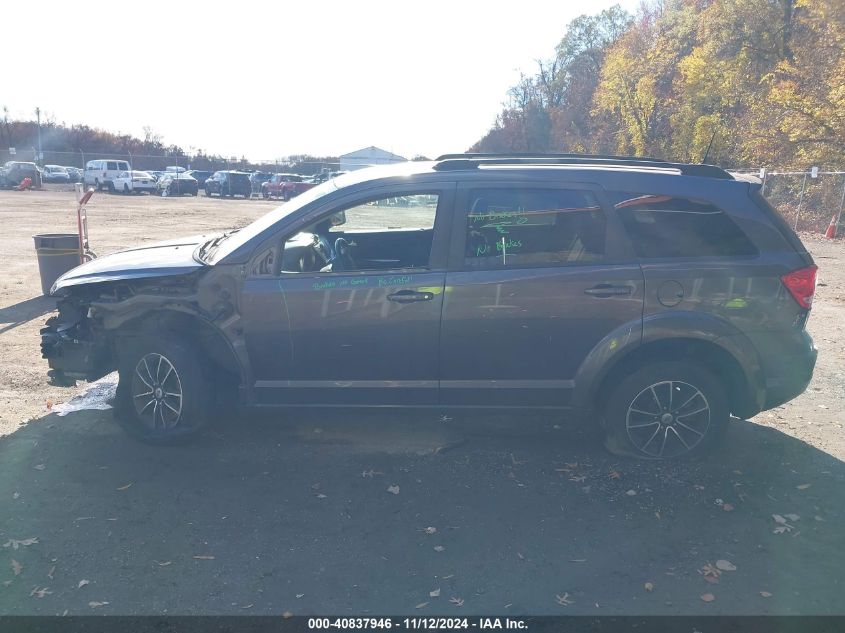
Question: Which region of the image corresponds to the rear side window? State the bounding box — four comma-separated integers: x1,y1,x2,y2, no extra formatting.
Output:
608,193,757,259
464,188,605,269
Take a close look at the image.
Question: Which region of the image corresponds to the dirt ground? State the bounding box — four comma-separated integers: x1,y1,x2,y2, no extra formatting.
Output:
1,188,844,616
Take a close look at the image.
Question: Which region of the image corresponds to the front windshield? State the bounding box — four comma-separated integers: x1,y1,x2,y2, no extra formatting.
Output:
205,177,340,262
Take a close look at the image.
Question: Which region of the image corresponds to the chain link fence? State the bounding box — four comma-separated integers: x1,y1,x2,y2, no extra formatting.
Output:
0,148,339,176
732,169,845,236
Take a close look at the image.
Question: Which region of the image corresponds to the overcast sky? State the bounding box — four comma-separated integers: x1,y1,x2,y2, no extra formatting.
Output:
4,0,638,161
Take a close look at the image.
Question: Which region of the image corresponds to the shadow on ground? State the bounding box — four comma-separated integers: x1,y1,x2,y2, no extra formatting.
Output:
1,408,843,615
0,295,55,335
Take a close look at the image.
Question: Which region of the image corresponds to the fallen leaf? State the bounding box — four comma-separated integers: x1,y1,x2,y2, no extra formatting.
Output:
430,588,441,597
116,483,132,491
722,503,735,512
316,493,327,499
46,399,53,411
772,514,787,524
715,560,736,572
609,470,621,480
644,582,654,592
625,489,637,496
387,485,400,495
193,555,215,560
423,527,437,535
361,470,383,478
296,593,305,598
570,475,587,483
47,566,55,580
700,563,721,581
433,545,445,552
694,485,705,491
34,464,46,471
156,561,172,567
760,591,772,598
241,604,253,609
30,586,52,598
796,484,811,490
449,596,464,606
88,601,109,608
11,560,22,576
12,492,20,500
3,538,39,550
784,514,800,522
517,552,525,560
78,580,90,589
555,593,574,606
701,593,715,603
415,602,428,609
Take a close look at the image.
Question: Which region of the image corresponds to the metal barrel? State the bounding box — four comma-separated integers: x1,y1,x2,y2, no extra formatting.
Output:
33,233,80,295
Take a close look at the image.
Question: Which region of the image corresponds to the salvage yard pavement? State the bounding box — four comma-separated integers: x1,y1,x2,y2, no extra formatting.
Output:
1,189,844,614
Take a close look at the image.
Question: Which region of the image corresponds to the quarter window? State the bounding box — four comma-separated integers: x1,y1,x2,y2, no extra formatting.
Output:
608,193,757,258
464,188,605,268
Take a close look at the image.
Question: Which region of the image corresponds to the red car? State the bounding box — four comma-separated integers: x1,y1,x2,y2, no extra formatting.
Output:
261,173,316,201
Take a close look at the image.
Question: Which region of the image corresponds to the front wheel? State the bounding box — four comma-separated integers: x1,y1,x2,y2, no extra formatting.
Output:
114,336,210,445
602,361,727,460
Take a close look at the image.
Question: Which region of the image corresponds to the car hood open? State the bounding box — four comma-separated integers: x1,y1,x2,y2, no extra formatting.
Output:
51,233,217,293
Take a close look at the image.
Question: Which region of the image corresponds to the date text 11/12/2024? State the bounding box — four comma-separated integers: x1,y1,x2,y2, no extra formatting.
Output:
307,618,528,630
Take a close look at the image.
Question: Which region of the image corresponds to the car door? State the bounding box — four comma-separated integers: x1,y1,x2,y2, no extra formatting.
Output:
240,184,455,406
439,181,644,407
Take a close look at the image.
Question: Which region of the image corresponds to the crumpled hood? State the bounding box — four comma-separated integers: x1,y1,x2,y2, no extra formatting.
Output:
51,233,217,294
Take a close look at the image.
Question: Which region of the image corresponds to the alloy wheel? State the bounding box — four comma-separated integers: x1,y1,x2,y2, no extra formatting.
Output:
625,380,710,458
131,353,184,431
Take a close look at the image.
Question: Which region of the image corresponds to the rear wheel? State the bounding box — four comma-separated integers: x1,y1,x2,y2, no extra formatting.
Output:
114,335,210,445
602,361,727,460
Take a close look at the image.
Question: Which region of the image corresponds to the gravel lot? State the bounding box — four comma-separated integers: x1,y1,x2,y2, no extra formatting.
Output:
0,188,843,615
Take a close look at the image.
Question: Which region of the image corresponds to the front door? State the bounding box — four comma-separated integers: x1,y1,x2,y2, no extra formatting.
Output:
439,183,644,407
242,187,454,406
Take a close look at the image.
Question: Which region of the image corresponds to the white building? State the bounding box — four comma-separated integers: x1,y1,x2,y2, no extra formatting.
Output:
339,146,407,171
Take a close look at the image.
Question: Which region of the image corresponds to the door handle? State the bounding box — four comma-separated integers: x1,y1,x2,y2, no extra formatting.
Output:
387,290,434,303
584,284,634,297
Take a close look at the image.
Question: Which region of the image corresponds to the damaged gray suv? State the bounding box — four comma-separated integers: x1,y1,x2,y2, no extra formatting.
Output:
41,154,818,458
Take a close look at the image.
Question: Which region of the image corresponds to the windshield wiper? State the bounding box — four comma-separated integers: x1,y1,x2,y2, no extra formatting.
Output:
198,229,241,263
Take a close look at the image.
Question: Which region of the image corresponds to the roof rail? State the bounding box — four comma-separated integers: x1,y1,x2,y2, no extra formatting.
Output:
432,153,734,180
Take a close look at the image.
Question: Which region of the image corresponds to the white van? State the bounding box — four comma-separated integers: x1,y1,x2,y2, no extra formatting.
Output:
84,159,131,191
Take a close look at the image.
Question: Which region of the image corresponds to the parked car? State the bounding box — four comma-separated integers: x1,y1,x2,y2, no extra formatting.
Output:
147,171,166,182
42,165,71,183
84,159,131,191
249,171,273,196
185,170,213,191
112,171,158,194
41,154,817,454
205,171,252,198
158,172,198,197
0,161,42,189
262,172,316,200
65,166,84,183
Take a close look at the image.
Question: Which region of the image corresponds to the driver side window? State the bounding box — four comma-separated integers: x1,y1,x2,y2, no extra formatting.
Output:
280,193,440,274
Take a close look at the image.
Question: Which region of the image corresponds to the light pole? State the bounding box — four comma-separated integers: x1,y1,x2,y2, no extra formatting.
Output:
35,107,43,166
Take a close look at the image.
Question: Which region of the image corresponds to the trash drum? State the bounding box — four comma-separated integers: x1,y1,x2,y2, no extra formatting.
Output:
33,233,80,295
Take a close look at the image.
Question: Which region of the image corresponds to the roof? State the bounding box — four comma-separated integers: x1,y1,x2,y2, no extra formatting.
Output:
340,146,407,161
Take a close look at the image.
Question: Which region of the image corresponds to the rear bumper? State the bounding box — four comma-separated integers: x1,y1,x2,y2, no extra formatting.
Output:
757,329,817,410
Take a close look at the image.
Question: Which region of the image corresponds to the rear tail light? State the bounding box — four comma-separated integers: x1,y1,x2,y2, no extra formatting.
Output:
781,265,817,309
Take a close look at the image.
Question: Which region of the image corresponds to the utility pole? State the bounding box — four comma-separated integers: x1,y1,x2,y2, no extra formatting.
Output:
35,107,43,166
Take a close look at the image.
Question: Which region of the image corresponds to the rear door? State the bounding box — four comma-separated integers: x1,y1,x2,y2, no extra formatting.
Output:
439,181,644,407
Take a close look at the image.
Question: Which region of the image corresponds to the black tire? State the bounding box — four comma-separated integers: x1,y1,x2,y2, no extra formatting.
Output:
123,184,130,194
107,181,115,194
602,361,727,460
94,179,101,191
282,190,291,201
114,335,210,445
